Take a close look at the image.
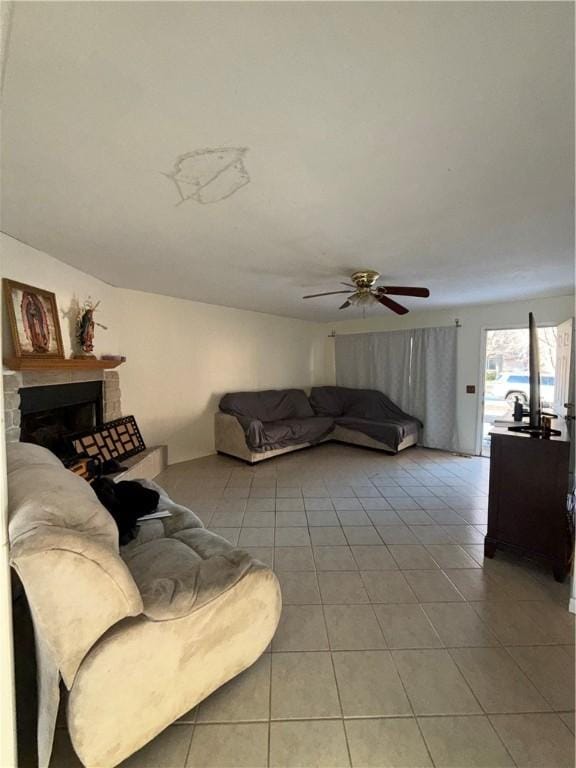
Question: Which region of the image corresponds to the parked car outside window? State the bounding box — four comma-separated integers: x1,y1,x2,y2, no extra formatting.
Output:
485,372,555,407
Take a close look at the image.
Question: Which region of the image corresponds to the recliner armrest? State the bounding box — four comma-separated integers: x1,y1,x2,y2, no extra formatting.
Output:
11,528,143,686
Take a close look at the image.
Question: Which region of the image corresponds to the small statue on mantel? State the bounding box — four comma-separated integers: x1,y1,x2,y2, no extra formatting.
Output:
76,298,108,357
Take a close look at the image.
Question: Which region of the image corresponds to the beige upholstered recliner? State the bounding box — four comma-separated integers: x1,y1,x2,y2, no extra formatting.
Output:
7,443,281,768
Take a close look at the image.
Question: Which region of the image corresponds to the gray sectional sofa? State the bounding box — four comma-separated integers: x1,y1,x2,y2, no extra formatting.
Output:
215,386,421,463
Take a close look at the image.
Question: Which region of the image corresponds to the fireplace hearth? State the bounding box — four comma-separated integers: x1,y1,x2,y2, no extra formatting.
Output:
19,382,103,461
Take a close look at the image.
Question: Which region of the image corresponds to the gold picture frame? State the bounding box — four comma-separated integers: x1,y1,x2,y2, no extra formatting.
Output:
3,279,65,358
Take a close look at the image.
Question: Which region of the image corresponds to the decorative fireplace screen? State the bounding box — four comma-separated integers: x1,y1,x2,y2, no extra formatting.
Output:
72,415,146,463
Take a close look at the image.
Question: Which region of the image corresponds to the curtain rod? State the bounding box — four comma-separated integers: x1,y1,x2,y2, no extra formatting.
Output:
328,319,462,337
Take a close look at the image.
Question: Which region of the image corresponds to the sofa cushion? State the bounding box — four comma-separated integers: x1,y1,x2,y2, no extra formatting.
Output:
220,389,314,423
335,415,419,448
8,442,119,550
311,386,421,423
311,387,421,451
243,416,334,452
308,386,347,417
122,530,255,620
120,479,204,554
7,441,63,472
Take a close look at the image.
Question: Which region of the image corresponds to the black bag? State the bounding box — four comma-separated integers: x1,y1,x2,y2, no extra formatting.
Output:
91,477,160,545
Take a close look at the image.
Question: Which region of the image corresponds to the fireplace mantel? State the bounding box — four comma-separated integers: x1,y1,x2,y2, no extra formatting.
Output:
4,357,123,371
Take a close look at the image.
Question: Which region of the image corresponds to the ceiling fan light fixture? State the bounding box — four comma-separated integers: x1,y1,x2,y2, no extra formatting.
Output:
349,292,378,306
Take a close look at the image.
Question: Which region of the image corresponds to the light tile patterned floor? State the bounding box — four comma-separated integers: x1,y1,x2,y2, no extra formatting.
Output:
51,444,575,768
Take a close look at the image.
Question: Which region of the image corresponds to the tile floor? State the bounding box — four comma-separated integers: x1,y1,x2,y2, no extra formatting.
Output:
50,444,575,768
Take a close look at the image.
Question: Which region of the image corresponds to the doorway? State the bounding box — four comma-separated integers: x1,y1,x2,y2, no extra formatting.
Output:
480,325,558,457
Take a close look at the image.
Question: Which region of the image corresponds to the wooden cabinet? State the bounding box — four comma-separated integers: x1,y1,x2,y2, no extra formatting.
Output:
486,429,573,582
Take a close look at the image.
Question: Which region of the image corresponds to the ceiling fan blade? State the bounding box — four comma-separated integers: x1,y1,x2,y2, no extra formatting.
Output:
339,300,351,310
377,286,430,298
302,290,354,299
340,282,356,288
377,294,409,315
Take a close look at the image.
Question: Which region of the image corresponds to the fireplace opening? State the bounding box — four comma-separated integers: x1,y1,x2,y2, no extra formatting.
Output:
19,382,103,462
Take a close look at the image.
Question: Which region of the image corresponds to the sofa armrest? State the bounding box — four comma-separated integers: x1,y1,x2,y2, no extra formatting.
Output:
214,411,255,460
11,528,143,686
67,567,281,768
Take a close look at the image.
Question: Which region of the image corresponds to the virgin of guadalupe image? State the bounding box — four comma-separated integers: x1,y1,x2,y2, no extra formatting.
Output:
21,291,50,353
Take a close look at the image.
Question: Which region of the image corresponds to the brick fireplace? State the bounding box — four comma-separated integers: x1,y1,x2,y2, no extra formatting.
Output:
4,365,167,481
3,368,122,444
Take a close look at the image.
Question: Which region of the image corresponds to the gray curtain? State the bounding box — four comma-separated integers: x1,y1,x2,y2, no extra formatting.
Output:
410,327,458,450
336,331,412,412
335,326,458,451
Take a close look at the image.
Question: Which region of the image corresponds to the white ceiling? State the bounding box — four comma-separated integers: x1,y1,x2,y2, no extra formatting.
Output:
1,1,574,321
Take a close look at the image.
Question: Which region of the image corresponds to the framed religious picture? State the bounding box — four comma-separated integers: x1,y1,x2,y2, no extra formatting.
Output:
3,279,65,358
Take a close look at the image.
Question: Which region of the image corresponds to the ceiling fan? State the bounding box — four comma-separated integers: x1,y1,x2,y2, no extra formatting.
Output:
302,270,430,315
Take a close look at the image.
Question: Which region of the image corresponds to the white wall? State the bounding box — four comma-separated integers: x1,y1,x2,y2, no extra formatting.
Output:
1,233,121,358
327,295,574,454
117,289,327,463
1,234,329,462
